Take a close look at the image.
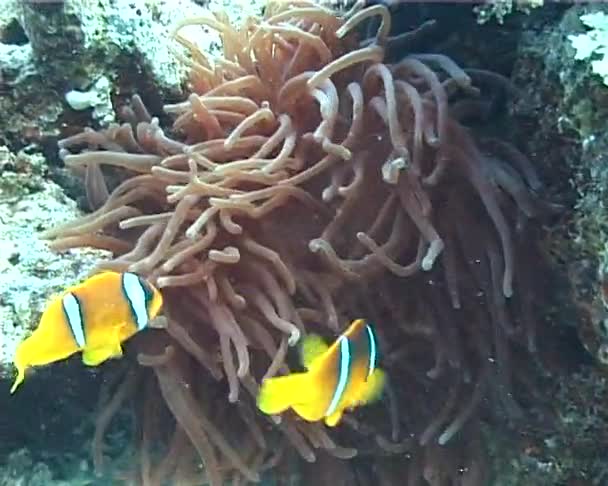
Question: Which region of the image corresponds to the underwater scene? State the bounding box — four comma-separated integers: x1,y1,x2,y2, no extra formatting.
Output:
1,0,608,484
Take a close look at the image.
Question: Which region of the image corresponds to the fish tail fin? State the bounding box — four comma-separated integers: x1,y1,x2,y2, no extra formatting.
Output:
257,373,309,415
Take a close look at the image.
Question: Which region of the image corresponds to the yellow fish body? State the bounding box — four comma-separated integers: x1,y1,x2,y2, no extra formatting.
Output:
11,271,163,393
257,319,385,426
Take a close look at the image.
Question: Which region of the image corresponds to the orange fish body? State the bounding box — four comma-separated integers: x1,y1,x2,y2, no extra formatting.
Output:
11,271,163,393
257,319,385,426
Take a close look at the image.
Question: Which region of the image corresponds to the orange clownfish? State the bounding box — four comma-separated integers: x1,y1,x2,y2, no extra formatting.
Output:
10,271,163,393
256,319,385,426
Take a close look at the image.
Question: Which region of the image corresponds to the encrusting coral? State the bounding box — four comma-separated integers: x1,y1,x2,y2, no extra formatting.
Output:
44,0,554,484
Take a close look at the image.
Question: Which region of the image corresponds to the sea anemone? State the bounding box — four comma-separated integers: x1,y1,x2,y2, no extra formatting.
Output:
46,1,551,484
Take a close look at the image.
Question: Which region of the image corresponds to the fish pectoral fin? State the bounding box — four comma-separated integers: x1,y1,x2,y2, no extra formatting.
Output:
358,368,386,405
300,334,329,369
257,372,309,416
324,409,344,427
82,343,123,366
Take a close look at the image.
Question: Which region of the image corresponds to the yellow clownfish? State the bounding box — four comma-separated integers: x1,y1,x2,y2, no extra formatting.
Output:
10,271,163,394
256,319,385,427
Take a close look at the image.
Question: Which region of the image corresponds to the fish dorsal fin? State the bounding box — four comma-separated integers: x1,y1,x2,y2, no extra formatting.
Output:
356,368,386,406
300,334,329,369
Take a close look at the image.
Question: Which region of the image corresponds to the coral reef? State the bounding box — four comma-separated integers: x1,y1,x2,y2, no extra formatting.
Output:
471,1,608,483
488,369,608,486
45,1,553,484
511,2,608,370
0,449,62,486
474,0,544,25
568,11,608,87
0,0,214,151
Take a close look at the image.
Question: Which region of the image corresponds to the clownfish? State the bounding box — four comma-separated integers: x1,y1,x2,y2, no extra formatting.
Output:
10,271,163,393
256,319,385,426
